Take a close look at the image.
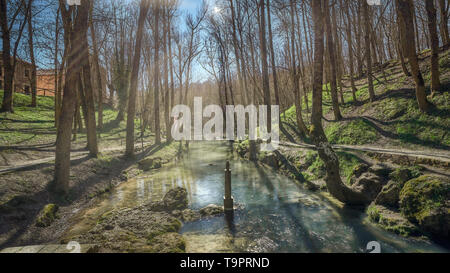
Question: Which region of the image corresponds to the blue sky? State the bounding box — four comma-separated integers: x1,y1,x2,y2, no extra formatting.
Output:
180,0,204,13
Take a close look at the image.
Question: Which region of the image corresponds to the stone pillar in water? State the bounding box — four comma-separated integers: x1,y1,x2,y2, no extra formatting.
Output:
224,161,234,212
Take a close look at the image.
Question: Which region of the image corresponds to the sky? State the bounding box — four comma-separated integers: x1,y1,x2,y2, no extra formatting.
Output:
3,0,213,83
180,0,204,13
179,0,215,83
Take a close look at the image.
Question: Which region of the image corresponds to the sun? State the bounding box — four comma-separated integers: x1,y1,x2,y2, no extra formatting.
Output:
213,6,221,14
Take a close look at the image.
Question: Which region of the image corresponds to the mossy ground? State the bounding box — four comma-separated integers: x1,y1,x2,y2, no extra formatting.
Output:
35,204,58,227
367,204,419,237
300,150,362,184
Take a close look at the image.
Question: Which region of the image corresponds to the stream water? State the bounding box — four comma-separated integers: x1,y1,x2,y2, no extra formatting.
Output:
73,141,449,253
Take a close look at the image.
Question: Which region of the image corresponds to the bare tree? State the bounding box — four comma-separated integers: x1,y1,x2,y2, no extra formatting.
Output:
125,0,150,156
27,0,37,107
425,0,441,93
54,0,91,194
324,0,343,120
396,0,433,112
1,0,29,112
362,1,376,102
310,0,369,205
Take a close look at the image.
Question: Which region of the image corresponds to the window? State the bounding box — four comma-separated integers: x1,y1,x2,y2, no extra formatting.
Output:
0,67,2,77
25,85,30,94
25,69,30,78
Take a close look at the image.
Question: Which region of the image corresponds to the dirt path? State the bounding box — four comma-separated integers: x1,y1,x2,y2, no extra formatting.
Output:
276,141,450,163
0,141,154,175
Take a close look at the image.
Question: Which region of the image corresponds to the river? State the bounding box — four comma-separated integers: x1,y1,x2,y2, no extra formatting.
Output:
74,141,449,253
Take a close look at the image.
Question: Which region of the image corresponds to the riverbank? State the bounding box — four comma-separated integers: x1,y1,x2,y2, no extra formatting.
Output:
0,140,183,250
235,140,449,245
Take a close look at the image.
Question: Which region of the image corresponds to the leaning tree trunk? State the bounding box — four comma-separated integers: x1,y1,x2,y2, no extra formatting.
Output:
397,0,433,112
310,0,369,206
425,0,441,93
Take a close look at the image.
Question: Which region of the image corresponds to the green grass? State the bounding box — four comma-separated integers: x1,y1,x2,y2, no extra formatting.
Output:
0,91,56,145
0,90,144,147
325,119,378,145
280,49,450,149
374,92,450,148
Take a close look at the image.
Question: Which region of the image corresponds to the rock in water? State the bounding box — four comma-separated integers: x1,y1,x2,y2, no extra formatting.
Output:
162,187,189,211
138,157,163,171
181,209,201,222
399,175,450,239
199,204,224,217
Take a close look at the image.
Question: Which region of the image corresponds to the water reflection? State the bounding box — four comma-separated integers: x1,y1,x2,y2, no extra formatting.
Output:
86,141,449,253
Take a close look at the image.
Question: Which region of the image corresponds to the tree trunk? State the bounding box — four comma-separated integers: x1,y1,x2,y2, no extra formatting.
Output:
425,0,441,93
27,0,37,108
289,0,308,136
54,0,90,194
168,14,175,129
162,6,171,142
154,1,161,145
55,8,62,128
80,9,98,156
89,2,104,129
324,0,343,120
125,0,150,156
230,0,246,106
310,0,369,206
438,0,449,46
362,1,376,102
345,0,358,102
0,0,14,113
397,0,433,112
258,0,271,133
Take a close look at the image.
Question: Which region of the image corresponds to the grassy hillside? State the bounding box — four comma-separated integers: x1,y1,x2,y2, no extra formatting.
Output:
281,49,450,151
278,49,450,184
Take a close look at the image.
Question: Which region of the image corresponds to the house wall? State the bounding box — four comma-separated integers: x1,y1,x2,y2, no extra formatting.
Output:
1,52,108,103
0,56,34,95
